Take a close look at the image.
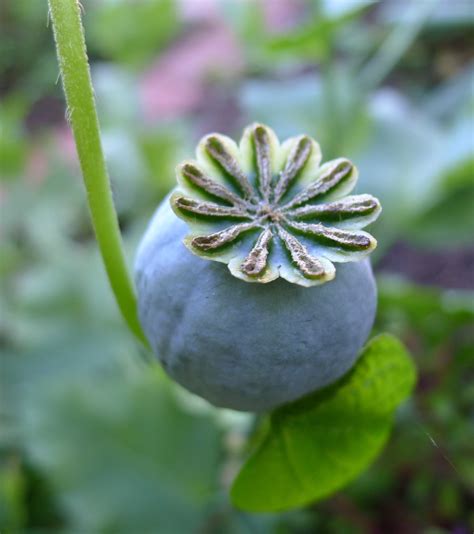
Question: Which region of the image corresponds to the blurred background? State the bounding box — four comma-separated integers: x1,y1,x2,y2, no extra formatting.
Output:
1,0,473,532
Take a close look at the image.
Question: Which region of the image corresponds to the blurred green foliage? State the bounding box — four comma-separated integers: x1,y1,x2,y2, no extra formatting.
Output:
83,0,179,69
1,0,473,531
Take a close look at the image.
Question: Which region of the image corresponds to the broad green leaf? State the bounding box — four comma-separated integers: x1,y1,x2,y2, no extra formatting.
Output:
21,368,222,532
231,334,416,512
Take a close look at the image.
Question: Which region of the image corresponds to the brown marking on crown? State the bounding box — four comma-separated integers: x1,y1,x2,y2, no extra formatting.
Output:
174,196,249,218
287,194,380,220
277,227,326,278
273,136,312,203
241,228,273,277
181,163,245,207
253,125,272,201
283,159,354,209
191,222,257,251
204,136,255,200
287,221,373,251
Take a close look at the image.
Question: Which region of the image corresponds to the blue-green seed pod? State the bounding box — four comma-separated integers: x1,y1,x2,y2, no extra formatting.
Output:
135,124,381,411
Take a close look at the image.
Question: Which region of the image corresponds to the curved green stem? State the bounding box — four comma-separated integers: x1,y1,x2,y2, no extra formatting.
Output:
48,0,149,347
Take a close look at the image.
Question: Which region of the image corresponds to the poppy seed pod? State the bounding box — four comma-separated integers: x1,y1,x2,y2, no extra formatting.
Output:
135,124,380,411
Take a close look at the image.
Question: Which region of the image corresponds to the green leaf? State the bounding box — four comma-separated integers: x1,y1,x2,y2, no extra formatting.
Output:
231,333,416,512
21,368,222,532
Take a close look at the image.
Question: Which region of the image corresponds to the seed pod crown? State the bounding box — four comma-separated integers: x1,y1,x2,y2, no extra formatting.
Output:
170,123,381,287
